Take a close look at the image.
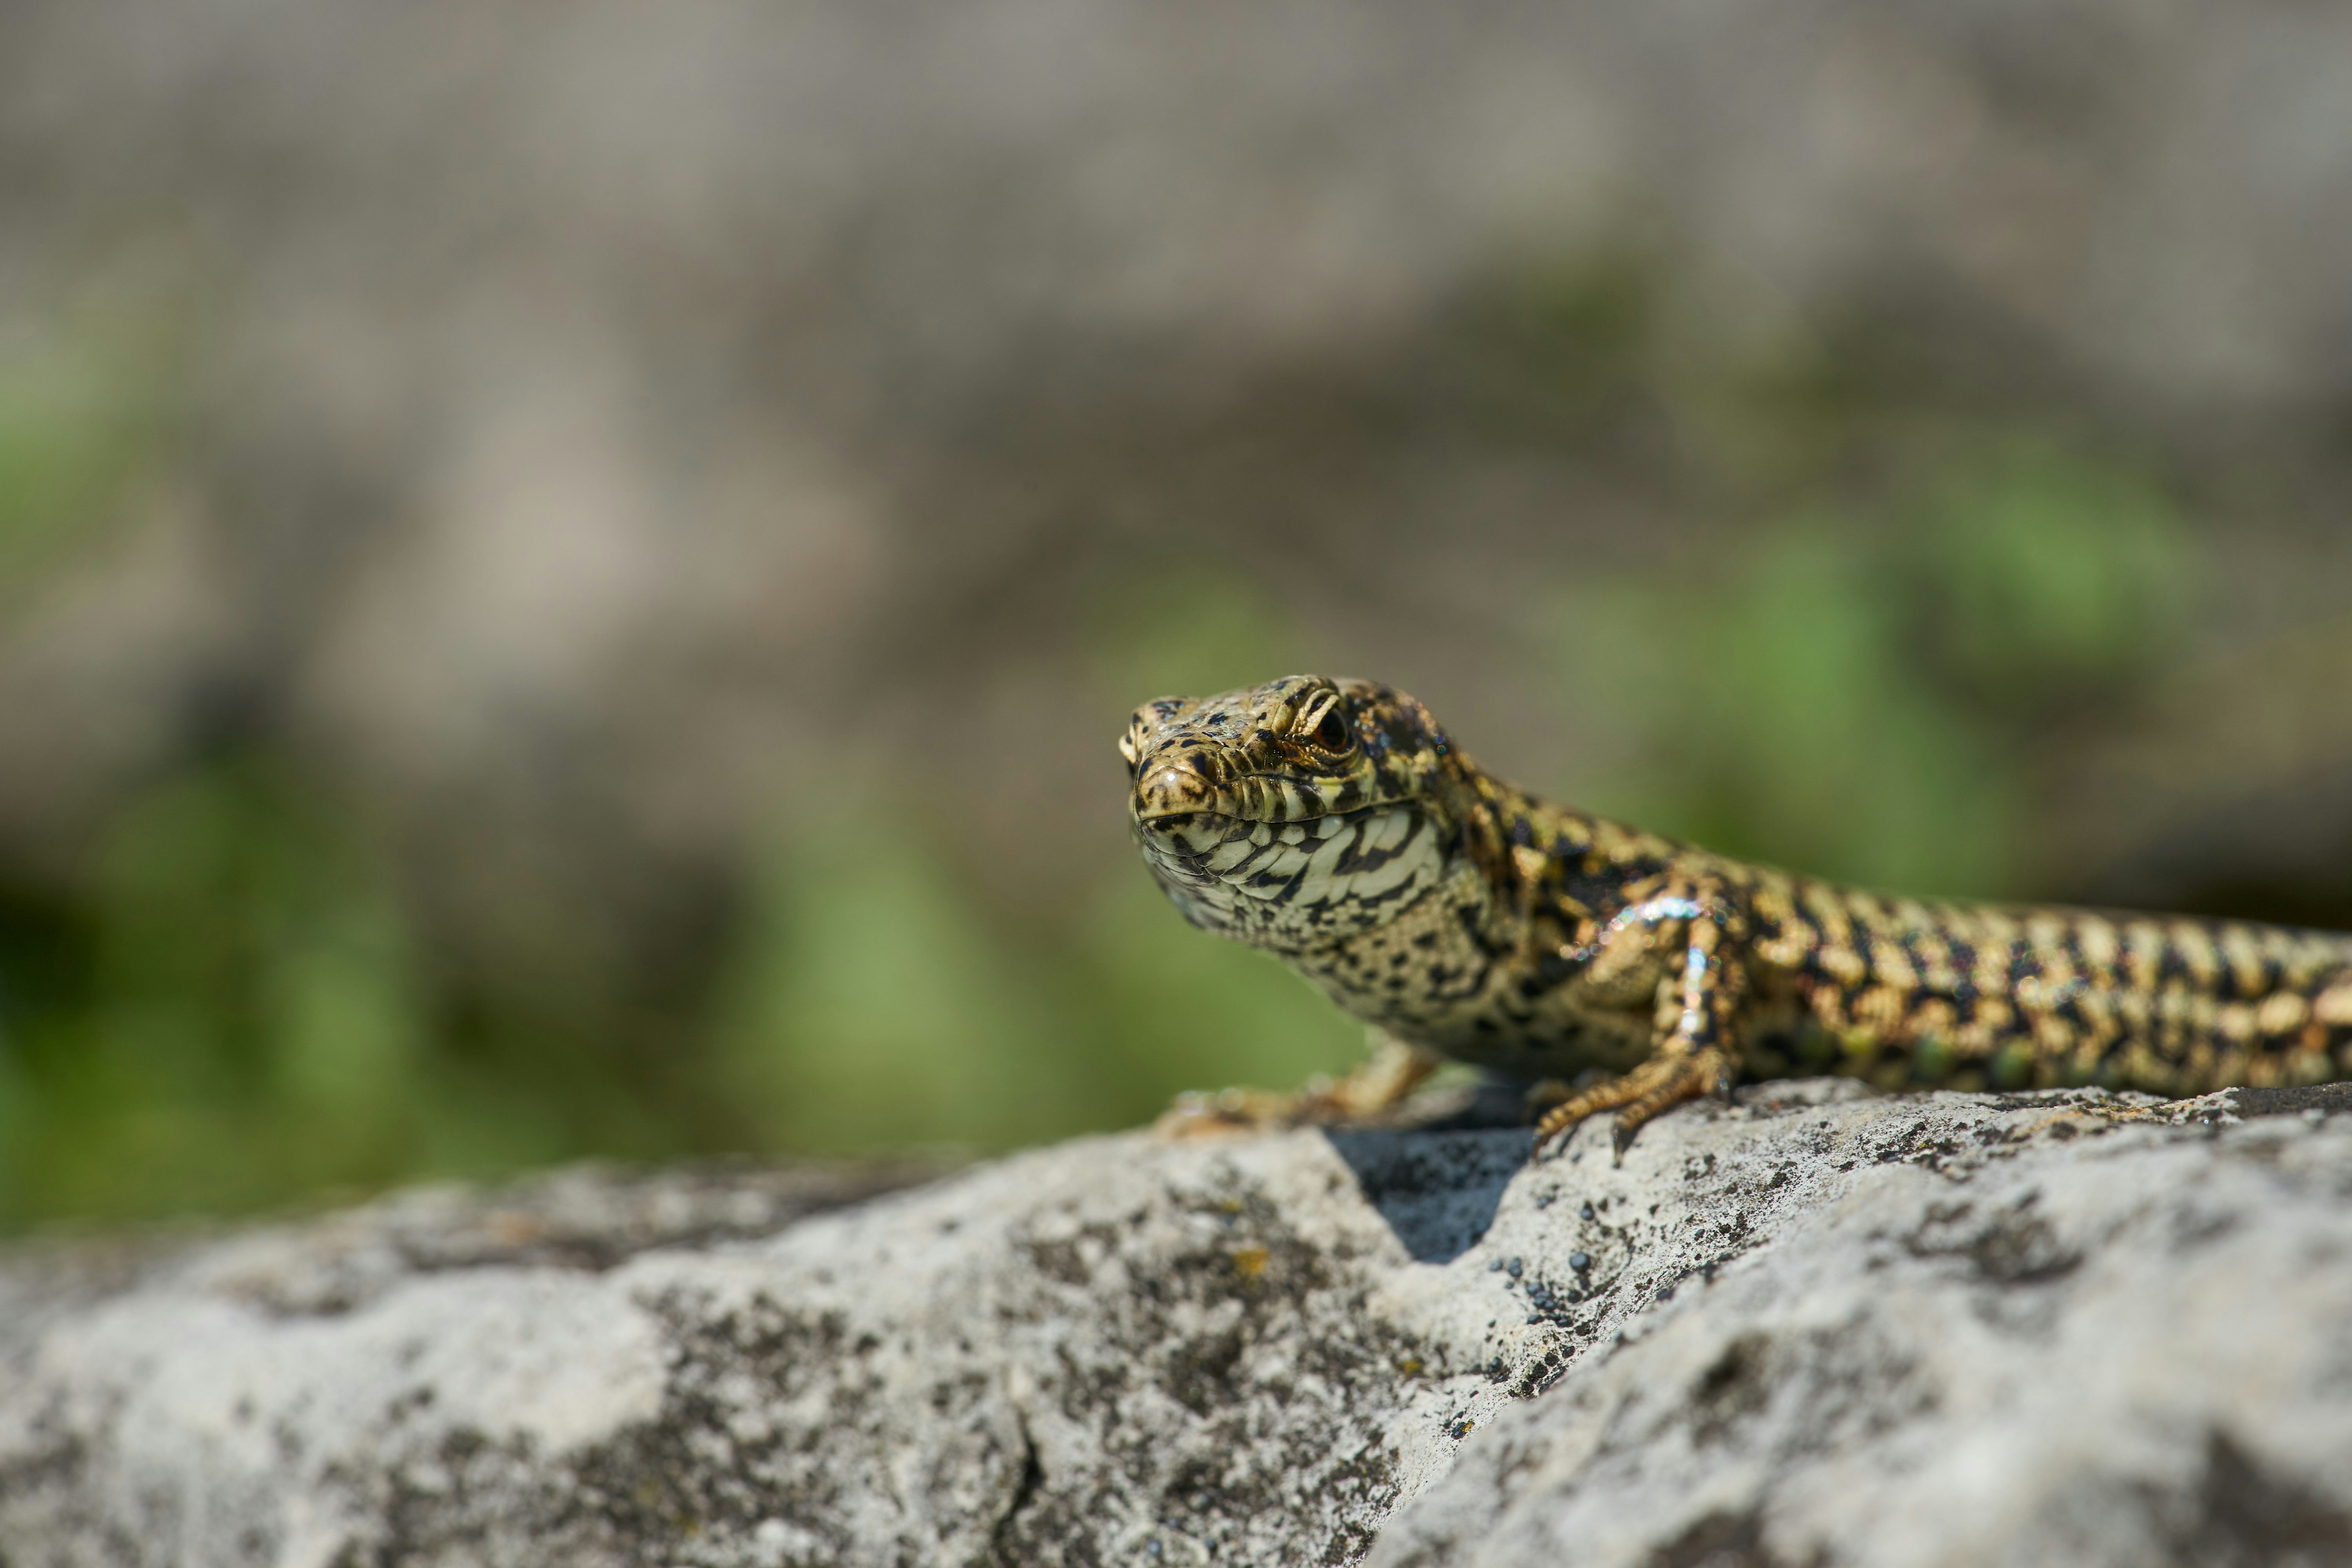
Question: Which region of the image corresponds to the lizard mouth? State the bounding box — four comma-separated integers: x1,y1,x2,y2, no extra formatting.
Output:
1129,753,1383,829
1135,799,1392,862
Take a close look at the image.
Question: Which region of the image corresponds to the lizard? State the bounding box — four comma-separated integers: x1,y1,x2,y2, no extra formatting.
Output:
1121,673,2352,1156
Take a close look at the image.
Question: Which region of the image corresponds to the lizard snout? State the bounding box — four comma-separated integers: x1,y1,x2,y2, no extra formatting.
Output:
1134,753,1223,820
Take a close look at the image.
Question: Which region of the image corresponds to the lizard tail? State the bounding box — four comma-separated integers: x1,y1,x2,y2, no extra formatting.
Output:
2317,969,2352,1034
2296,959,2352,1083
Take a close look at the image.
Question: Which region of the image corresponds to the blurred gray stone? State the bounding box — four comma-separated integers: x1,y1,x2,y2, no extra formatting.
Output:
6,1079,2352,1566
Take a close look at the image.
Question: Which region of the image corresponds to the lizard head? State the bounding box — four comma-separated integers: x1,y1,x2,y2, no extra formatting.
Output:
1121,674,1470,951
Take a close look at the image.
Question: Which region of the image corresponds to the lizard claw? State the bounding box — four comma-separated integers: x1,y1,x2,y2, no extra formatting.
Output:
1610,1116,1641,1163
1530,1046,1737,1161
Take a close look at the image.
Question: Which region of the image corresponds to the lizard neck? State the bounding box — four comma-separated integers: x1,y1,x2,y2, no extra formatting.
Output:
1426,748,1537,941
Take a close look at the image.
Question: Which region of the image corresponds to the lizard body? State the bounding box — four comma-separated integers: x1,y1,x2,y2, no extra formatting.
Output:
1122,674,2352,1152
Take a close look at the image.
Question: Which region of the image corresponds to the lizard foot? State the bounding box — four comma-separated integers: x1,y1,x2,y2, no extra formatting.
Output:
1529,1045,1736,1161
1156,1034,1442,1140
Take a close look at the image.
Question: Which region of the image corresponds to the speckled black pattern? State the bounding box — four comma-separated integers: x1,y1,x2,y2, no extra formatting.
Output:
1125,675,2352,1150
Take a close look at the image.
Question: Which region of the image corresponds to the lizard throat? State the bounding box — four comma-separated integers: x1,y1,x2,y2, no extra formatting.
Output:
1134,802,1453,949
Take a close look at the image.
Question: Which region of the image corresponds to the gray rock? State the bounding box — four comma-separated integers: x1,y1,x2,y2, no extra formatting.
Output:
6,1080,2352,1566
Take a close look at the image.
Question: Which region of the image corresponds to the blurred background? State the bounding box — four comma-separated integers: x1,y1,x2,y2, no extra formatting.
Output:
4,0,2351,1230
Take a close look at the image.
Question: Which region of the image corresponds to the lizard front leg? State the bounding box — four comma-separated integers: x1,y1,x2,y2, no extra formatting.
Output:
1531,892,1749,1159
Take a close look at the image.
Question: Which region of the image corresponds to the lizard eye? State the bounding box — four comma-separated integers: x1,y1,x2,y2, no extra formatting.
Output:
1312,706,1351,752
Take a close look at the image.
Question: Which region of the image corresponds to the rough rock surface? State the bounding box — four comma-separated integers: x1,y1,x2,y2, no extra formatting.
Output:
6,1079,2352,1566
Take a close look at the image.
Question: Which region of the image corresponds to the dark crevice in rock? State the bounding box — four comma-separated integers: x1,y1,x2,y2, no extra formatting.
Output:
2164,1428,2352,1566
1690,1333,1773,1448
2221,1083,2352,1121
986,1411,1046,1567
1644,1507,1820,1568
1902,1196,2083,1286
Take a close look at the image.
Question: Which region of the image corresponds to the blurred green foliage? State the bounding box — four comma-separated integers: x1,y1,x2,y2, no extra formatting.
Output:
1555,445,2194,897
711,568,1366,1160
0,760,433,1222
0,557,1367,1228
0,304,181,595
708,808,1361,1156
0,265,2203,1232
0,742,1368,1228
